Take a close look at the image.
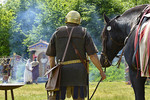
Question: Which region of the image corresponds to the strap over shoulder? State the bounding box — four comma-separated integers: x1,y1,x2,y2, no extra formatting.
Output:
82,27,87,38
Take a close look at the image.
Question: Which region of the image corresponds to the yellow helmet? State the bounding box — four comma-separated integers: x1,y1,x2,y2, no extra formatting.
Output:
65,11,81,25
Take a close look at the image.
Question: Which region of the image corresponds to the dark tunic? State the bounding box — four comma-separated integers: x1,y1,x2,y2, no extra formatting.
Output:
2,59,11,76
31,61,39,80
2,65,10,76
46,24,98,86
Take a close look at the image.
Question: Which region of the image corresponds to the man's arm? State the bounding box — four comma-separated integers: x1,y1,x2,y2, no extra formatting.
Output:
89,53,106,80
48,56,55,68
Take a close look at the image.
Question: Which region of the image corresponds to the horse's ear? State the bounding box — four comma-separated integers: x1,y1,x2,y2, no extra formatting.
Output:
103,13,110,24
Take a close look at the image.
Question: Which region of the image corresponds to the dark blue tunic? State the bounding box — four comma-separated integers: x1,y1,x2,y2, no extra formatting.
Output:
31,61,39,80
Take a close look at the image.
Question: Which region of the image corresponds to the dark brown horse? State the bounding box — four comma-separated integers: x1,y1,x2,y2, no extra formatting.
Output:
100,4,150,100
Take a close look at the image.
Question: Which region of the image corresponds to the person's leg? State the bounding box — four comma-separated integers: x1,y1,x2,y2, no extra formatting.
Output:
72,86,85,100
35,79,38,84
48,91,56,100
48,87,66,100
3,75,8,83
49,95,56,100
73,97,84,100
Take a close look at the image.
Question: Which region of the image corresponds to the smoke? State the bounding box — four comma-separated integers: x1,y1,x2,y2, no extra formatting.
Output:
8,3,46,83
10,55,27,83
0,56,27,83
9,3,47,57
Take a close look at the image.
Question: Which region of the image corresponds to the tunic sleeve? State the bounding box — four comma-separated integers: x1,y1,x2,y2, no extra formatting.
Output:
85,32,98,55
46,33,56,56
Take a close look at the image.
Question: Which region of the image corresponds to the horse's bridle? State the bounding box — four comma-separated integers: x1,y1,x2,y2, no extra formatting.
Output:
101,25,125,67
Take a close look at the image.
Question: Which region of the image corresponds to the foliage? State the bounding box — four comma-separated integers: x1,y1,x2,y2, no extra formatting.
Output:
104,63,125,82
1,0,149,57
89,62,125,82
0,4,15,56
0,0,150,83
9,0,40,56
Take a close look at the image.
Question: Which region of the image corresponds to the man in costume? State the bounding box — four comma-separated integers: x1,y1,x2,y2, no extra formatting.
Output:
1,58,11,83
46,11,106,100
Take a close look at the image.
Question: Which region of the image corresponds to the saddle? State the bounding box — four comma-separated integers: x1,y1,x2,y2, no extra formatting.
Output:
133,6,150,77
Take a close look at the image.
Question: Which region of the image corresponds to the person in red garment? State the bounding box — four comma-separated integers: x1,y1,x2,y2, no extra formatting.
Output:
1,58,11,83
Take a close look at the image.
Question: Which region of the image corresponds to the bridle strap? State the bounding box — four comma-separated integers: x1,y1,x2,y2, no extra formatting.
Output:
108,32,124,46
116,46,126,68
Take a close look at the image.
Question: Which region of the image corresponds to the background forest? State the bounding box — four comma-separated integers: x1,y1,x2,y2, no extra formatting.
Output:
0,0,150,81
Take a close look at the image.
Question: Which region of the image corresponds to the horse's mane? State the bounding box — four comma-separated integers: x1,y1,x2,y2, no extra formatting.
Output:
101,4,149,41
101,25,106,48
122,4,148,17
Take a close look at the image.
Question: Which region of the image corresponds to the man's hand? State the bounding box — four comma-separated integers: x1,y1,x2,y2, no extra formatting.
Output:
100,72,106,81
89,53,106,81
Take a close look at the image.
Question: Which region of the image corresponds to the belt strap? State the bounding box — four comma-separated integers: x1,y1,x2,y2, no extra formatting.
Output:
60,59,85,65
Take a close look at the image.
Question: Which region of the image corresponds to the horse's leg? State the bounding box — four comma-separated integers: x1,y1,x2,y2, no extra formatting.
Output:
129,68,147,100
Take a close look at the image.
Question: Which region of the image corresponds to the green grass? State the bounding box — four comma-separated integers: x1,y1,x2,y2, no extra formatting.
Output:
0,82,150,100
89,82,134,100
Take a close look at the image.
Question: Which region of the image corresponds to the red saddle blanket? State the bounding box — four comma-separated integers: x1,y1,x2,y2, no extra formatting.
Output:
139,19,150,77
134,6,150,77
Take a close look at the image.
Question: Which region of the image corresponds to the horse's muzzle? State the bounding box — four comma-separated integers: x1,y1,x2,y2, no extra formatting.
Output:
100,54,111,67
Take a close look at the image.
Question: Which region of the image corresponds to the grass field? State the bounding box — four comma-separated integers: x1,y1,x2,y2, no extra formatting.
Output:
0,82,150,100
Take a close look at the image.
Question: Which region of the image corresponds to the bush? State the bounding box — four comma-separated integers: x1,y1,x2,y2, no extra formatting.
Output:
89,62,125,82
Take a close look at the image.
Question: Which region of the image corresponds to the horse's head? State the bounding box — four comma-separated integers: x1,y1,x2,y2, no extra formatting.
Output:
100,14,126,67
100,5,149,68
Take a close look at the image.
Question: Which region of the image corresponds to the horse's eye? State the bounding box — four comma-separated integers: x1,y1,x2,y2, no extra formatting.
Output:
107,26,111,31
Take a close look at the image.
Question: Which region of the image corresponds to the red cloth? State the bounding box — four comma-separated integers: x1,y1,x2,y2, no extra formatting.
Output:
134,6,150,69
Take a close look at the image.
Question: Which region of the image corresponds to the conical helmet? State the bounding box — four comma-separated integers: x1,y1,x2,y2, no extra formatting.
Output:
65,11,81,25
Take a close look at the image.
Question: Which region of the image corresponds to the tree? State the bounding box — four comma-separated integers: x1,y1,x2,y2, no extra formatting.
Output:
0,3,15,56
9,0,42,57
1,0,149,58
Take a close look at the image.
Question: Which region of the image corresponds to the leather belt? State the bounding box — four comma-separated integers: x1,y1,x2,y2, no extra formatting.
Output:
60,59,85,65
